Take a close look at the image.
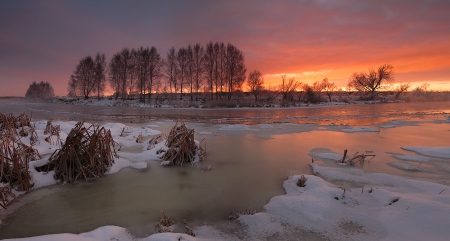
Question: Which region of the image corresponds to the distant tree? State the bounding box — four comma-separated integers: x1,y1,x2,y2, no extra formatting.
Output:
348,64,395,100
93,53,107,100
25,81,55,99
192,43,204,99
225,43,246,99
204,42,215,99
303,81,324,103
164,47,177,97
176,47,189,99
186,45,195,100
321,78,337,102
247,70,264,100
394,83,411,99
70,56,96,99
108,54,122,100
147,46,163,101
279,75,300,102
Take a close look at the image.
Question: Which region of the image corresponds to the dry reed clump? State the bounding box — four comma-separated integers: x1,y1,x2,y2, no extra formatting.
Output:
0,186,18,209
229,207,257,220
0,143,33,192
160,123,205,166
155,210,175,233
43,121,61,146
147,133,164,150
296,175,307,187
136,132,144,143
42,121,118,183
0,113,36,203
339,149,375,166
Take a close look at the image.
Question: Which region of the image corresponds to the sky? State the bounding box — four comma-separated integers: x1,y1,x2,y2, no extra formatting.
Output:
1,0,450,97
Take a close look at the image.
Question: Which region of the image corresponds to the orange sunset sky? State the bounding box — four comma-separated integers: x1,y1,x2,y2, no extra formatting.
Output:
1,0,450,96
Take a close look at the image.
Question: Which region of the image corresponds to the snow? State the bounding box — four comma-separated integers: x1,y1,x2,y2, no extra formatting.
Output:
316,152,343,161
219,124,255,131
342,127,380,133
390,153,429,162
238,164,450,240
387,162,421,171
402,146,450,159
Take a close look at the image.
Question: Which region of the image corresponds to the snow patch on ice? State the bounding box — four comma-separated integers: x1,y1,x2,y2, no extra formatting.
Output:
402,146,450,159
390,153,429,162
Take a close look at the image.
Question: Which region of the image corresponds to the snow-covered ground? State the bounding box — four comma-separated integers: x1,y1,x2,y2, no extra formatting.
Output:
1,118,450,240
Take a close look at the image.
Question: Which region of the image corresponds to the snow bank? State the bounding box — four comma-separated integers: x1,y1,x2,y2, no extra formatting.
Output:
3,225,214,241
238,164,450,240
402,146,450,159
342,127,380,133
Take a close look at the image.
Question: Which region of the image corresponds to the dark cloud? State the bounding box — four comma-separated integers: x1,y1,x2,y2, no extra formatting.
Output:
1,0,449,96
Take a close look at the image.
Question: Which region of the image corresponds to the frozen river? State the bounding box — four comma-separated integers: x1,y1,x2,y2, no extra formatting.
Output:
0,99,449,239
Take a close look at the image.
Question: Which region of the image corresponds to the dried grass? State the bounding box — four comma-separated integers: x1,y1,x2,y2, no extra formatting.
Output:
147,134,164,150
42,121,118,183
160,123,205,166
0,186,18,209
296,175,307,187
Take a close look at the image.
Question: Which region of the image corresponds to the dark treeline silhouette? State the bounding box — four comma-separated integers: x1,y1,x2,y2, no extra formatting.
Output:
67,42,247,102
25,81,55,99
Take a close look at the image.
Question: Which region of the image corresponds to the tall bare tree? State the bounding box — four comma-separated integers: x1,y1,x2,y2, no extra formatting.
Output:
192,43,204,99
176,47,189,100
108,54,122,99
93,53,107,100
71,56,96,99
348,64,395,100
204,42,215,99
225,43,246,99
247,70,264,101
147,46,163,101
164,47,177,97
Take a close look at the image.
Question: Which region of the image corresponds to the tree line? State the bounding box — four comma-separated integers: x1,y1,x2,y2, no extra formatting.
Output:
67,42,246,102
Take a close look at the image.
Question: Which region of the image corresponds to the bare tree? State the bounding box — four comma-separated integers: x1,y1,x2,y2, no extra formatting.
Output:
348,64,395,100
71,56,96,99
321,78,337,102
108,54,122,100
186,45,194,100
147,46,163,101
225,43,246,99
192,43,204,99
25,81,55,99
204,42,215,99
303,81,324,103
394,83,411,99
247,70,264,101
164,47,177,97
93,53,107,100
176,47,189,100
279,75,300,102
